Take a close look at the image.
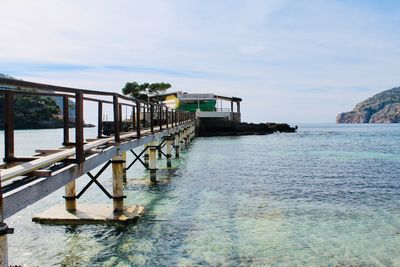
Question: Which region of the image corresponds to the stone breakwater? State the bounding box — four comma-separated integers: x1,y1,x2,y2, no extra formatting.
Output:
197,122,297,137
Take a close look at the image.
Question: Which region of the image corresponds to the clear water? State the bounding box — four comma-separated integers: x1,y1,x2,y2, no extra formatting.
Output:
2,124,400,266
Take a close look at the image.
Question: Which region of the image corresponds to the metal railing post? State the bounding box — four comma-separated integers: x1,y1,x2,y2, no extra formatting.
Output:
159,106,163,131
97,101,103,138
166,107,169,128
142,104,146,129
4,91,15,163
136,100,141,138
63,96,69,145
119,103,123,132
75,91,84,163
113,94,120,143
150,104,154,133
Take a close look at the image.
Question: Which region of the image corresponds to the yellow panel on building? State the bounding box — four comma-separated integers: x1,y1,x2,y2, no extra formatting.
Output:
164,95,180,109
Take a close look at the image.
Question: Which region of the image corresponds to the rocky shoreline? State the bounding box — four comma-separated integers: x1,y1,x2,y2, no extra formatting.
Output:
197,122,297,137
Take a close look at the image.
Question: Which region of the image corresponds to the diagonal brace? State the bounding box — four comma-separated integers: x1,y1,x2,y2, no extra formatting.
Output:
126,147,150,170
75,160,114,199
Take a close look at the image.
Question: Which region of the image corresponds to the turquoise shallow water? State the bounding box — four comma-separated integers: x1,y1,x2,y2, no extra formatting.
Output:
2,124,400,266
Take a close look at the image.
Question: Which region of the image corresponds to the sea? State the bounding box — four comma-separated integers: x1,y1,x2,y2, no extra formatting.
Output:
1,123,400,266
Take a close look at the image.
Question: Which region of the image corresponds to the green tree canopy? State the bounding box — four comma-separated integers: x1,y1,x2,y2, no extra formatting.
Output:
122,82,171,102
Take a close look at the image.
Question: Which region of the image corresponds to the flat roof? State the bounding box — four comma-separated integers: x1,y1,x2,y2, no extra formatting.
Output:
150,92,242,102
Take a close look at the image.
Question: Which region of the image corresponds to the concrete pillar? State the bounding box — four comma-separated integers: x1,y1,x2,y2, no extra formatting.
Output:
179,129,185,149
122,151,127,183
149,141,158,182
144,144,149,167
112,155,124,213
65,180,76,212
166,137,172,168
184,128,189,146
157,140,163,159
174,133,180,158
0,231,8,267
191,125,195,139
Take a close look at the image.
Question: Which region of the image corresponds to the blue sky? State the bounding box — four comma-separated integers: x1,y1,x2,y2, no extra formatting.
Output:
1,0,400,123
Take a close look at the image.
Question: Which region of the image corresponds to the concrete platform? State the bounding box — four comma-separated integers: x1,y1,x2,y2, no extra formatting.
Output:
32,204,145,225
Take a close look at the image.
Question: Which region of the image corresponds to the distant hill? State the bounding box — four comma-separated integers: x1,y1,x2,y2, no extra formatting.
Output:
0,74,75,129
337,87,400,123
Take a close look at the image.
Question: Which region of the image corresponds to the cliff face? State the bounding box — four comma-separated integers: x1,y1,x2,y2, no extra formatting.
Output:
337,87,400,123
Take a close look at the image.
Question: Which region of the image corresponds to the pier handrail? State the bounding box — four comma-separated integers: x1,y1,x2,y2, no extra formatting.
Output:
0,77,195,182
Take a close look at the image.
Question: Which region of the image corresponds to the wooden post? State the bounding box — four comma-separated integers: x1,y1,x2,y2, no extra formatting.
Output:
149,141,157,182
64,181,76,212
237,102,241,113
166,137,172,167
174,133,180,158
112,155,124,213
4,91,15,163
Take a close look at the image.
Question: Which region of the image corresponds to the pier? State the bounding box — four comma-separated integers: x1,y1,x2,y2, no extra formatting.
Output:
0,78,196,265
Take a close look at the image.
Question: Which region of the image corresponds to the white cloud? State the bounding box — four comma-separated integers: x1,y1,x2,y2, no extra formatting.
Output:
1,0,400,122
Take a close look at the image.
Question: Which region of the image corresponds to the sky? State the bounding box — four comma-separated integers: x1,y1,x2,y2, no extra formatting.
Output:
1,0,400,123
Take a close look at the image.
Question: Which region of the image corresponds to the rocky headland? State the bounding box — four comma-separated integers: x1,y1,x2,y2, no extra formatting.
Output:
337,87,400,123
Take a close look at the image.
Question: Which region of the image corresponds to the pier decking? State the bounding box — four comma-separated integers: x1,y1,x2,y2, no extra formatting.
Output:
0,78,196,266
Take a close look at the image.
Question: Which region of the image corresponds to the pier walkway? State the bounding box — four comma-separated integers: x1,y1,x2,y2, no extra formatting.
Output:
0,78,196,265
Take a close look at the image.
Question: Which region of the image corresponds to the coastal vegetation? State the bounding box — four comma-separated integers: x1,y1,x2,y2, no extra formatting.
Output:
337,87,400,123
0,73,75,129
122,82,171,102
0,94,63,129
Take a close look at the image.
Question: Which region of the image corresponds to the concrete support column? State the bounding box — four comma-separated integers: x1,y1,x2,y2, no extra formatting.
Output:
166,137,172,168
191,125,195,139
184,128,189,146
112,155,124,213
149,141,158,182
189,126,193,142
144,144,149,167
0,230,8,267
179,129,185,150
65,180,76,212
122,151,127,183
158,140,163,159
187,127,191,143
174,133,180,158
